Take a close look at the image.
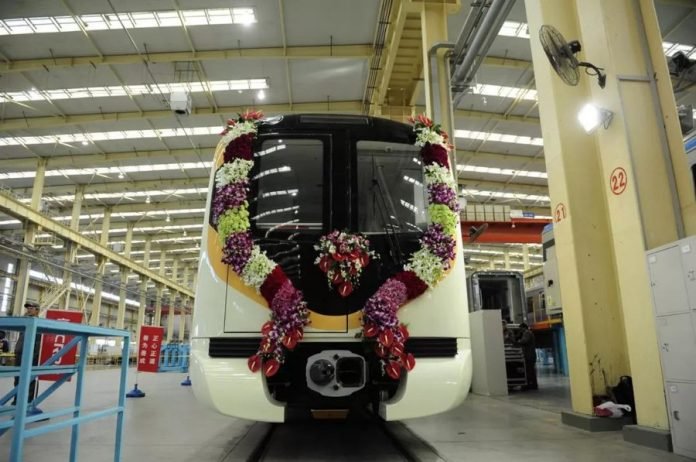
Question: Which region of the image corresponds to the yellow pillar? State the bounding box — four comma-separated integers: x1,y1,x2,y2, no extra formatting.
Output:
527,0,695,430
503,251,511,270
522,245,530,271
575,0,694,430
525,0,630,418
12,158,47,315
154,284,164,328
89,208,112,326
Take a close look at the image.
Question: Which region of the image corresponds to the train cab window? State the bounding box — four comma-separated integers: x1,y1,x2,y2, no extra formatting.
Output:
250,138,324,237
356,140,427,234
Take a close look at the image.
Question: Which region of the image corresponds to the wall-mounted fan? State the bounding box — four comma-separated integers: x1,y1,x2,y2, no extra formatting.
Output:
539,24,607,89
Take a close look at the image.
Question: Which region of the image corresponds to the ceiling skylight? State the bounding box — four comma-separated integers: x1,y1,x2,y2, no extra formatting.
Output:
457,164,547,179
0,79,268,103
455,129,544,146
460,188,551,203
0,8,256,36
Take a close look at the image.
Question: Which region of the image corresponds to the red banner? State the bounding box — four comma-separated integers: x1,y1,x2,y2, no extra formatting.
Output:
137,326,164,372
39,309,84,381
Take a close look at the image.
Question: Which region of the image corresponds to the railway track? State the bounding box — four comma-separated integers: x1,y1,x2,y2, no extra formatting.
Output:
219,418,446,462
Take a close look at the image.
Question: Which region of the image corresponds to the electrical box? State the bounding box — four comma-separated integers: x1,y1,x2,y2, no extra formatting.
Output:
647,236,696,459
169,90,192,115
542,225,562,315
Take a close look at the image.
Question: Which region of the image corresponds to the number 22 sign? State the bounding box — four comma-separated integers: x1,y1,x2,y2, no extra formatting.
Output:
610,167,627,195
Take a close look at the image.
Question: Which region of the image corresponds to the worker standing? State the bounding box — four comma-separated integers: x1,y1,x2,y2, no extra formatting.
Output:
517,323,538,390
12,302,42,405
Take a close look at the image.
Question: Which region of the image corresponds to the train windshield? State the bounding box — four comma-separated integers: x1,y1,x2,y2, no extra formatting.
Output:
251,138,324,235
356,140,427,234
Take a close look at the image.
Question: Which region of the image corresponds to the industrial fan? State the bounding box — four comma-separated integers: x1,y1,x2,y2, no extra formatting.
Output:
539,24,607,88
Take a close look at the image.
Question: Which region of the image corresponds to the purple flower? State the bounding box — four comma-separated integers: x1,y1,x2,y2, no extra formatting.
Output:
427,183,459,212
212,181,249,224
222,231,253,273
362,279,408,328
421,224,456,268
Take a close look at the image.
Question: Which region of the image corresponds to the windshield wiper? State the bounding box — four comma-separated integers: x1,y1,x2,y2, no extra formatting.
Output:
372,162,404,266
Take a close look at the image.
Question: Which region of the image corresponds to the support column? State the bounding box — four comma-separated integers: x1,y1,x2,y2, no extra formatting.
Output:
154,284,164,327
522,245,530,271
574,0,693,430
12,158,47,315
182,265,190,290
89,208,112,326
167,259,180,342
178,297,187,342
525,0,692,430
167,292,177,343
135,236,152,341
154,247,167,327
61,185,85,310
503,251,511,270
115,223,134,332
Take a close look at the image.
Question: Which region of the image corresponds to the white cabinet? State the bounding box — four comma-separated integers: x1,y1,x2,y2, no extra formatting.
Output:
647,237,696,459
666,382,696,459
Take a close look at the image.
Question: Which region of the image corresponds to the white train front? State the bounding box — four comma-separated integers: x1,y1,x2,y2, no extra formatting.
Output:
190,113,472,422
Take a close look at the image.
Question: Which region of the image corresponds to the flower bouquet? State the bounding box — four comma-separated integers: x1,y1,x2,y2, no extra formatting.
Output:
314,230,377,297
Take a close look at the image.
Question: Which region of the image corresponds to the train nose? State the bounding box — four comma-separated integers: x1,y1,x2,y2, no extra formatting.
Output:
305,351,366,397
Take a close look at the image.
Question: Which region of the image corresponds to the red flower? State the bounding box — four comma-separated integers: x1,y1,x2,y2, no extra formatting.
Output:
385,360,402,380
338,281,353,297
247,354,261,372
241,110,264,121
224,133,254,161
260,266,289,305
263,358,280,377
421,143,449,168
392,271,428,300
416,114,433,127
364,323,379,338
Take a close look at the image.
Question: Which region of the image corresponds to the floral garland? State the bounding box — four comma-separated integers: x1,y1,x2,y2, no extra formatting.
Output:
213,110,310,378
212,111,459,380
360,114,458,379
314,230,377,297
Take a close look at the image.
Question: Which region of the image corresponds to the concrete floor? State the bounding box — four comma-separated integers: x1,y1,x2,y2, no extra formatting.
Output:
0,368,692,462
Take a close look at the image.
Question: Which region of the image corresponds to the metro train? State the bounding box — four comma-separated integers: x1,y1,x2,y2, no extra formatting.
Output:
190,113,472,422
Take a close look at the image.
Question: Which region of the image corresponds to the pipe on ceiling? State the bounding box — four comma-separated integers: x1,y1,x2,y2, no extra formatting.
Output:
450,0,516,107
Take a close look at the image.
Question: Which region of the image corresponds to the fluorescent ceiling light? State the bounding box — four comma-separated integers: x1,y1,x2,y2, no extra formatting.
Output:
0,8,257,36
455,129,544,146
25,187,208,203
0,161,213,180
0,79,268,103
456,164,547,179
0,127,222,147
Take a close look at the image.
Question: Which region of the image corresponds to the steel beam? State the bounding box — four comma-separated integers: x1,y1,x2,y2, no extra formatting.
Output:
0,45,373,74
457,178,548,195
0,191,194,298
0,101,364,131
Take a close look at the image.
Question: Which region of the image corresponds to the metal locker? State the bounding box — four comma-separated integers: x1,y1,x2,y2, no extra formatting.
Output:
648,246,690,316
665,381,696,459
655,313,696,383
680,242,696,310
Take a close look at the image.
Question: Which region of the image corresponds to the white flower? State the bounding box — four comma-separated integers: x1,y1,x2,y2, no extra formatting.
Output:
215,159,254,187
241,246,277,290
424,164,456,189
404,247,446,287
415,128,445,147
220,120,258,146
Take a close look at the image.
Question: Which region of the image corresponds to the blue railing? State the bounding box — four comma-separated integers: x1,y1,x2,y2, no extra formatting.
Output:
0,317,130,462
158,343,189,372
